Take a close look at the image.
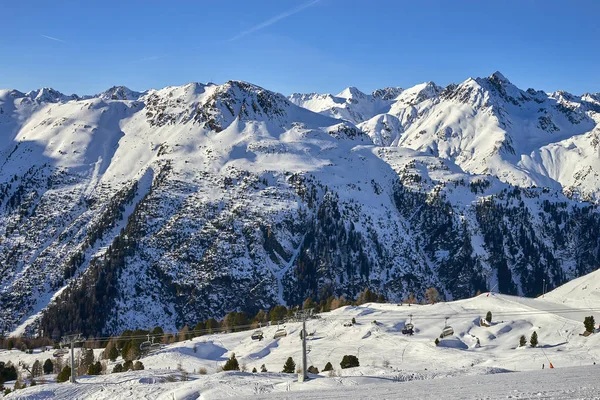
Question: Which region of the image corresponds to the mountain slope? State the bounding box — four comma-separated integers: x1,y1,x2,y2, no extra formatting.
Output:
1,75,600,338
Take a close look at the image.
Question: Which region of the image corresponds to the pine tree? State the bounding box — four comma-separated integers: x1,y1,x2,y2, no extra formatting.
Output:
519,335,527,347
282,357,295,373
78,348,95,375
223,353,240,371
123,360,133,371
260,364,267,373
485,311,492,323
252,367,257,373
133,361,144,371
31,360,43,378
425,287,439,304
108,345,119,362
178,325,191,341
340,355,359,369
193,321,205,336
112,363,123,373
43,359,54,375
323,362,333,372
56,366,71,383
307,365,319,374
584,316,595,333
530,331,538,348
87,361,102,375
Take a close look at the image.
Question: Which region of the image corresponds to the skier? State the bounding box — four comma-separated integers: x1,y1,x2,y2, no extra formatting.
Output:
542,364,544,369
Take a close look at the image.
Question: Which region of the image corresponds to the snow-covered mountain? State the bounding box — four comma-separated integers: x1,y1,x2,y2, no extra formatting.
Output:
296,72,600,200
1,74,600,338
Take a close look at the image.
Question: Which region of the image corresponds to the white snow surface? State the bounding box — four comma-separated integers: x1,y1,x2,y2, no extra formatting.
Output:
3,269,600,399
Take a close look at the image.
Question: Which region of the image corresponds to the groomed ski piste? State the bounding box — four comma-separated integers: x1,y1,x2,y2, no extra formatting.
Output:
3,270,600,399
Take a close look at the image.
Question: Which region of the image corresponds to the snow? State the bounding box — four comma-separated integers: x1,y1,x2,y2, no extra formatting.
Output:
2,73,600,338
4,270,600,398
294,72,600,200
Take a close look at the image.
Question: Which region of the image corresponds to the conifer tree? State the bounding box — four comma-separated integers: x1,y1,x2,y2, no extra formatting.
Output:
584,316,595,333
223,353,240,371
530,331,538,348
519,335,526,347
282,357,295,373
323,362,333,372
340,355,360,369
56,366,71,383
43,359,54,375
31,360,43,378
108,344,119,362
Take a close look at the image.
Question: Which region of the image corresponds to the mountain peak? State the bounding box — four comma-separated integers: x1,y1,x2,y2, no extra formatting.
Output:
100,86,141,101
25,87,73,103
371,87,404,100
337,86,366,99
489,71,510,84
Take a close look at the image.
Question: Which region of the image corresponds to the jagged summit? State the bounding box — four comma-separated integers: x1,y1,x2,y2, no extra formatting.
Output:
99,86,142,101
372,87,404,100
489,71,510,84
25,87,77,103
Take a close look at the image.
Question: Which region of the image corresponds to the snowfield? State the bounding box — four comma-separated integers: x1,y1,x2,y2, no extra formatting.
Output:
3,270,600,399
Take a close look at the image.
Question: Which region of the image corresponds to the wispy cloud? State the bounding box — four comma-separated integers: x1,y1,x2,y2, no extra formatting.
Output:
126,55,162,65
41,34,66,43
227,0,321,42
138,56,161,62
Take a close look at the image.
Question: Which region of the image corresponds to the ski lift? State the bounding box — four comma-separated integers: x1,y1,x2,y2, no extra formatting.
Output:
140,334,161,353
140,334,152,352
149,341,161,352
402,314,415,335
52,348,68,358
251,330,264,341
273,328,287,339
440,317,454,338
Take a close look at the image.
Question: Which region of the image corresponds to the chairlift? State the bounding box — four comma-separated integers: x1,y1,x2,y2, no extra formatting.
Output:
140,334,152,352
140,334,161,353
273,328,287,339
440,317,454,338
52,348,69,358
251,330,264,341
402,314,415,335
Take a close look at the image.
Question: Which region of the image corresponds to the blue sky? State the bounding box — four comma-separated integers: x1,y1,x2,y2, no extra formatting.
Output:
1,0,598,95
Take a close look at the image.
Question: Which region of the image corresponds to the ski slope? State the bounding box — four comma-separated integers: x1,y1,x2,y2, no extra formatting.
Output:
3,270,600,399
